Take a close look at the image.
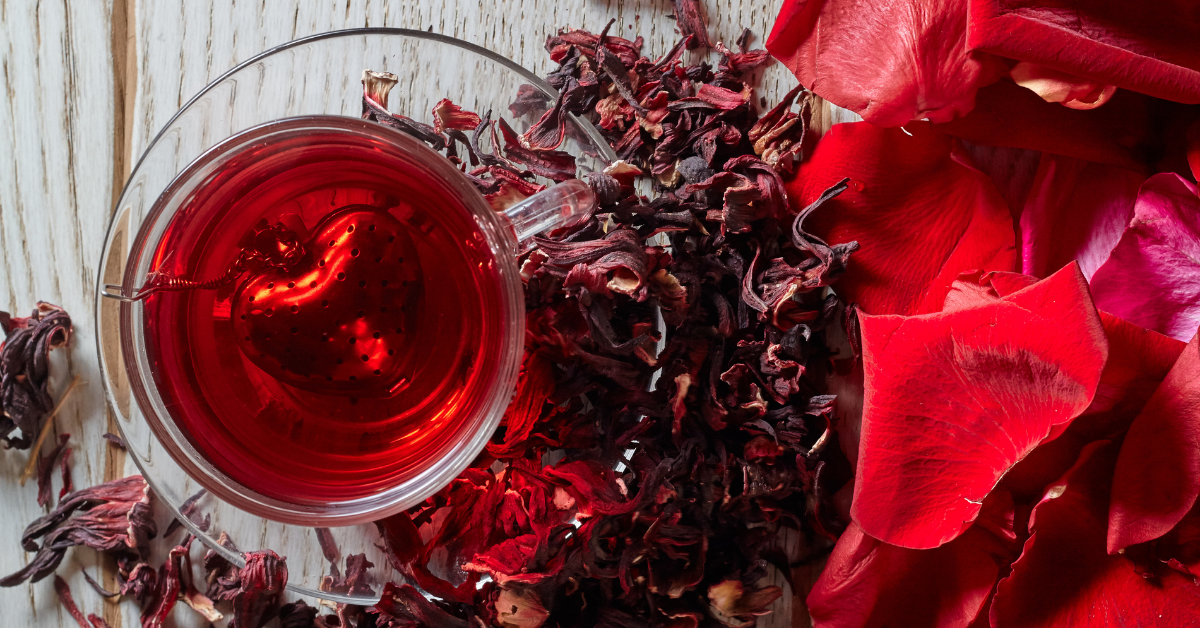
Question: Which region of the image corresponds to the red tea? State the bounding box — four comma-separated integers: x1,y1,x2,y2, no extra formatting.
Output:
141,126,508,503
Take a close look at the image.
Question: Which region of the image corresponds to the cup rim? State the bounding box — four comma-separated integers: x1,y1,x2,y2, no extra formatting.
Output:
115,27,617,194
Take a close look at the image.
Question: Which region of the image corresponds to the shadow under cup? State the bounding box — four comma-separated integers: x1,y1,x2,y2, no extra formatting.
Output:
120,116,524,525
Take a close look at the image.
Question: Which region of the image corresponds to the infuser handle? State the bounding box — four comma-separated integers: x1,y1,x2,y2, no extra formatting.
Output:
503,179,595,249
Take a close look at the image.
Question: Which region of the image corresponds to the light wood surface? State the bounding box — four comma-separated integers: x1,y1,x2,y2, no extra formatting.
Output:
0,2,817,626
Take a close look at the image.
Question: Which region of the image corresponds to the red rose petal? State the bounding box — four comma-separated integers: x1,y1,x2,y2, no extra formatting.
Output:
1090,174,1200,343
1188,120,1200,183
765,0,1006,126
979,271,1038,297
1017,154,1144,279
807,492,1016,628
788,122,1016,316
1154,506,1200,578
968,0,1200,105
1109,331,1200,553
963,279,1185,429
853,264,1107,549
992,441,1200,627
1086,313,1185,424
935,81,1149,170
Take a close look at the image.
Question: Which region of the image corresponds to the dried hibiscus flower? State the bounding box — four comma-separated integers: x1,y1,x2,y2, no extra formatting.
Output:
142,536,223,627
0,302,72,449
0,475,155,587
227,550,288,628
198,532,289,628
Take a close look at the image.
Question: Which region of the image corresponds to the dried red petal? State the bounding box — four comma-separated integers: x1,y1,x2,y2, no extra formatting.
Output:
1109,330,1200,552
538,229,654,298
361,70,445,150
498,119,577,182
464,534,543,585
991,441,1200,627
519,91,568,150
787,122,1017,316
36,433,70,507
278,600,318,628
375,512,422,567
488,354,557,457
54,576,91,628
853,264,1107,548
58,444,73,502
715,35,771,77
141,544,186,628
431,98,482,135
671,0,711,49
544,460,634,516
693,84,748,110
373,582,469,628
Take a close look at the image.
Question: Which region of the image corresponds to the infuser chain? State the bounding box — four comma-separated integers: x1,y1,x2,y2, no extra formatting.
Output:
100,220,306,303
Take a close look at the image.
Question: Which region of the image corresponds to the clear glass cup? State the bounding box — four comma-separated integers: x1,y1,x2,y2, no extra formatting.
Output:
107,114,592,525
95,28,615,602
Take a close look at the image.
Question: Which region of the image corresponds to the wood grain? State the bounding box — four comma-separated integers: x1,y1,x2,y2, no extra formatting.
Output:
0,2,828,626
0,1,123,626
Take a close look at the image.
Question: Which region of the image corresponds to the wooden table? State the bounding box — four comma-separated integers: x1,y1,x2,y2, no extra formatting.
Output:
0,1,816,625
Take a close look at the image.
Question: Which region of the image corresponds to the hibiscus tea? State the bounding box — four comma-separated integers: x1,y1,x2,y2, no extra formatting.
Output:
139,120,510,504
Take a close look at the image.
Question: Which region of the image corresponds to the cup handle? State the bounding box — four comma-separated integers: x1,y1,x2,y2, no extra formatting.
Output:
503,179,595,251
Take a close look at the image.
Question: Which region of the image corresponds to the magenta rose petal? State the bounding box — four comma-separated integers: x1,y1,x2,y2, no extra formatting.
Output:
1017,154,1144,279
853,264,1107,549
1090,173,1200,343
992,441,1200,627
1109,331,1200,553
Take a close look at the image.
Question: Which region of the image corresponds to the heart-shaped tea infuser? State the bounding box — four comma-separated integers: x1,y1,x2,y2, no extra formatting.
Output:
231,205,422,396
132,205,422,397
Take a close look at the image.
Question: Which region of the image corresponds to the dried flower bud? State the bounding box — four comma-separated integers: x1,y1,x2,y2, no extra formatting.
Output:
229,550,288,628
1,475,155,587
361,69,398,109
0,302,72,449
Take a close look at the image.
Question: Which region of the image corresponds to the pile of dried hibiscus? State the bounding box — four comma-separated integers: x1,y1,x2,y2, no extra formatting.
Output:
360,18,855,628
6,1,1200,627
